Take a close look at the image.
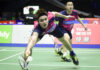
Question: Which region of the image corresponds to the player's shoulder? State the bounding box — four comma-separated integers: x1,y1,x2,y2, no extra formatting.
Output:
72,10,78,14
48,11,53,16
48,11,55,20
48,11,53,14
60,10,66,14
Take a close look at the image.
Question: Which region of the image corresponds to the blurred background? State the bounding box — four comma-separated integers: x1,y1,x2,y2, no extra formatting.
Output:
0,0,100,21
0,0,100,46
0,1,100,70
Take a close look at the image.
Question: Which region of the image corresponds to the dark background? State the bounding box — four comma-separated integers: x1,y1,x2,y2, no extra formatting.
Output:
0,0,100,17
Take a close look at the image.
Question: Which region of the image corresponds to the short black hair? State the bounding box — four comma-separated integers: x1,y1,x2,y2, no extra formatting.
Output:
66,0,74,5
36,9,47,19
29,8,34,12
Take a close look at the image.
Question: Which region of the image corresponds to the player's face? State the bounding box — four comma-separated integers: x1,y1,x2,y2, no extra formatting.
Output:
66,2,74,12
38,15,48,29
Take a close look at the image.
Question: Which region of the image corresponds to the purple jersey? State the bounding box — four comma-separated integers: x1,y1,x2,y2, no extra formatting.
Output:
33,12,72,39
56,10,78,32
44,12,56,34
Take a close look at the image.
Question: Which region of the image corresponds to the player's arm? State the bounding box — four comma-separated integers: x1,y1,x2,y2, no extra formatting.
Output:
77,16,87,30
25,32,39,57
27,32,38,49
52,12,74,19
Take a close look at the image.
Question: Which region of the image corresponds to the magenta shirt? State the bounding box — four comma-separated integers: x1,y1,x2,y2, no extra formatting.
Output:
57,10,78,31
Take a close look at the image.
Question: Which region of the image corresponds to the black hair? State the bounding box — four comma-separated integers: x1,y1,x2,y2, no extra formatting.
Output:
66,0,74,5
36,9,47,19
29,8,34,12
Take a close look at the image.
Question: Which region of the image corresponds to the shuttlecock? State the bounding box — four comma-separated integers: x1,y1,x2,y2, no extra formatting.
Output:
26,56,32,62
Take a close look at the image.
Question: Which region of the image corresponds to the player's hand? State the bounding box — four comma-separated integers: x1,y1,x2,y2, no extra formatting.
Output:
25,49,30,57
65,15,74,19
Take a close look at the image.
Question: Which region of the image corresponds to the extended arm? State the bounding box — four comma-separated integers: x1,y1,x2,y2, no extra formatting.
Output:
77,17,87,30
52,12,74,19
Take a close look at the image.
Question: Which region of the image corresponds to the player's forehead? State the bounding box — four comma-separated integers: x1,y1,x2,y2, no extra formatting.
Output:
39,15,48,20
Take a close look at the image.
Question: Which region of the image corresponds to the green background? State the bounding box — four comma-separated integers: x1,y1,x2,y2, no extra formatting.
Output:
0,25,12,43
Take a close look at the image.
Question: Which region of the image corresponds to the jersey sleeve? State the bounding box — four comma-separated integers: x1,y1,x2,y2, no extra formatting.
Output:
33,25,41,35
48,12,55,20
34,21,38,29
72,10,78,19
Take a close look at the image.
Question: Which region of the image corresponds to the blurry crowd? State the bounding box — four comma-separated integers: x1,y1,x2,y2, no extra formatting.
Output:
0,8,95,25
0,8,35,25
0,12,26,24
0,12,24,20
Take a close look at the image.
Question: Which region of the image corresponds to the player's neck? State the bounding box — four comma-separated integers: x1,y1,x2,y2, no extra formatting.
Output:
66,10,72,15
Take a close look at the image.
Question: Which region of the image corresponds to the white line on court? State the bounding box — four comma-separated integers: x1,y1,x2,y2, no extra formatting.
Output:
0,63,100,68
29,64,100,68
0,51,23,62
1,49,100,53
0,49,6,52
1,48,100,51
0,49,24,52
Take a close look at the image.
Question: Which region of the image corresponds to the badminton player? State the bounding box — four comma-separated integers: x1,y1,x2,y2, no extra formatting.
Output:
54,0,87,63
18,9,75,70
